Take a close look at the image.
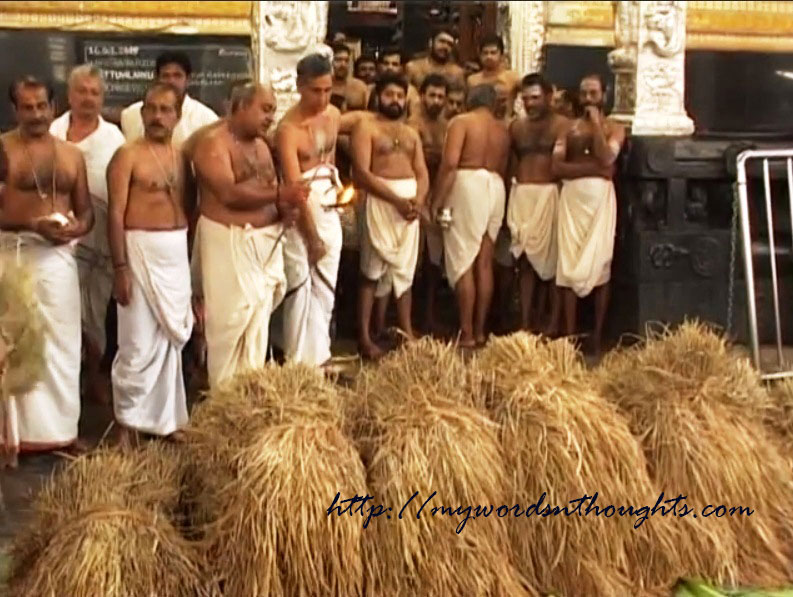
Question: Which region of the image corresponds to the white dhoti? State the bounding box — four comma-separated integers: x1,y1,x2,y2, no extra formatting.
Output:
442,169,506,287
273,164,343,367
556,177,617,298
112,230,193,436
198,216,286,388
0,231,80,458
360,177,419,299
507,182,559,281
75,198,113,354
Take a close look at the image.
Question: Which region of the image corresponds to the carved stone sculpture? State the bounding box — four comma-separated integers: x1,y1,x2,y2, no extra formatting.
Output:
609,0,694,136
253,1,330,123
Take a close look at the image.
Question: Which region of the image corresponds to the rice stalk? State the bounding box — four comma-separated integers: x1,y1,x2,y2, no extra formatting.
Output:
598,321,793,587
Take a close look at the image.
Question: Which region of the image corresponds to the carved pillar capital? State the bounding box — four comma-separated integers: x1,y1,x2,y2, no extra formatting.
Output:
252,1,330,123
609,0,694,135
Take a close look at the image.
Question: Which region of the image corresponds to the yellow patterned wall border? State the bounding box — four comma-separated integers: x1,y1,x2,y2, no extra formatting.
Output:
0,1,252,35
545,0,793,52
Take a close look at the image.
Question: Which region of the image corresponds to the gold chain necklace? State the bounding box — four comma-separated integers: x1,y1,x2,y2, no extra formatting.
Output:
146,141,177,194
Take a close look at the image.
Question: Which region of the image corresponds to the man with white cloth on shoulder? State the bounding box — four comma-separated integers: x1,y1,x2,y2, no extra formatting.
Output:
274,53,346,368
50,65,125,405
433,84,510,349
120,51,218,149
551,73,626,357
191,82,307,388
507,73,569,334
352,72,429,359
108,82,194,448
0,76,94,464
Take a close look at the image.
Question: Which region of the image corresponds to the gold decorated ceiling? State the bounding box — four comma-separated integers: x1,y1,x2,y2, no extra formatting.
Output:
0,1,253,34
546,0,793,52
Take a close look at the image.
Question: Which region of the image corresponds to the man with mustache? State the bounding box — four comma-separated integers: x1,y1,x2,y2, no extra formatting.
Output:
107,83,194,448
50,65,125,406
273,53,345,368
120,51,218,148
354,54,378,86
551,74,625,356
191,82,307,387
366,47,421,117
445,81,466,120
407,73,448,336
507,73,569,333
331,43,368,112
466,34,521,120
0,76,93,463
433,84,510,349
406,27,465,91
352,72,429,359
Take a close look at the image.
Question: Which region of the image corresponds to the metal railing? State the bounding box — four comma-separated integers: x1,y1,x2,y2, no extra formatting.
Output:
735,149,793,380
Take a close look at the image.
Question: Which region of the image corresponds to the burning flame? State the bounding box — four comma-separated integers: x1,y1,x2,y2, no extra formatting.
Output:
336,184,356,206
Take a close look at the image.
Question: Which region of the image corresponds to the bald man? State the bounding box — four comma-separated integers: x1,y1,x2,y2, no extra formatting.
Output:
192,82,307,388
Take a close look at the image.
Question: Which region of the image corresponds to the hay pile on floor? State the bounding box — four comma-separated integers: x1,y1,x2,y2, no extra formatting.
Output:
186,362,368,596
356,346,531,596
477,332,682,597
767,378,793,467
0,257,45,398
7,443,213,596
597,321,793,587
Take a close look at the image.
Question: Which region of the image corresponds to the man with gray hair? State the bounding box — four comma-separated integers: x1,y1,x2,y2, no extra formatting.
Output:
432,84,510,348
274,53,345,368
50,64,125,404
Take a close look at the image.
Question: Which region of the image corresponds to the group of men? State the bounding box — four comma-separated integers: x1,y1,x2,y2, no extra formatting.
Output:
0,25,624,461
329,28,625,357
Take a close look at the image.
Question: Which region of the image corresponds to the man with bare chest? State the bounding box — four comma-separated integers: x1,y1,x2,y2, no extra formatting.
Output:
274,54,345,368
466,35,521,121
406,27,466,91
108,83,194,447
330,43,368,112
434,84,510,348
353,73,429,359
0,76,93,463
406,73,448,335
192,82,306,387
551,74,626,356
507,74,568,333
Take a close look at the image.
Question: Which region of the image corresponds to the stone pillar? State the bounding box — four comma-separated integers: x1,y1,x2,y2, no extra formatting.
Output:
611,0,694,135
506,1,546,116
252,1,330,123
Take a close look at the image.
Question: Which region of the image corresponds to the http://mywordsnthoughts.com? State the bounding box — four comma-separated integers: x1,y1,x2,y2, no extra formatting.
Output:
326,491,754,534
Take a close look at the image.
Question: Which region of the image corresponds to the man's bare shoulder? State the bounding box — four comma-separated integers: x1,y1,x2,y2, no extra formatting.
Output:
349,78,368,94
605,117,626,135
54,137,84,162
406,57,426,72
467,72,482,88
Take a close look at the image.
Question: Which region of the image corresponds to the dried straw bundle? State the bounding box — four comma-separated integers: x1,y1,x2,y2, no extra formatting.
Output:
8,505,215,597
356,360,531,596
186,364,368,596
597,321,793,587
8,444,212,596
0,257,45,398
768,378,793,466
477,332,682,597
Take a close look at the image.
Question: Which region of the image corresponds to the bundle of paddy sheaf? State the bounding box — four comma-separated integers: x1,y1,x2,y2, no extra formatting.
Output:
597,321,793,588
8,444,214,597
185,362,368,596
477,332,683,597
0,257,45,398
356,350,531,596
767,378,793,468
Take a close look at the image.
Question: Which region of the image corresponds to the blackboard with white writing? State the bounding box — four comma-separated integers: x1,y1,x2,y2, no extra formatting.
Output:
0,30,251,131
